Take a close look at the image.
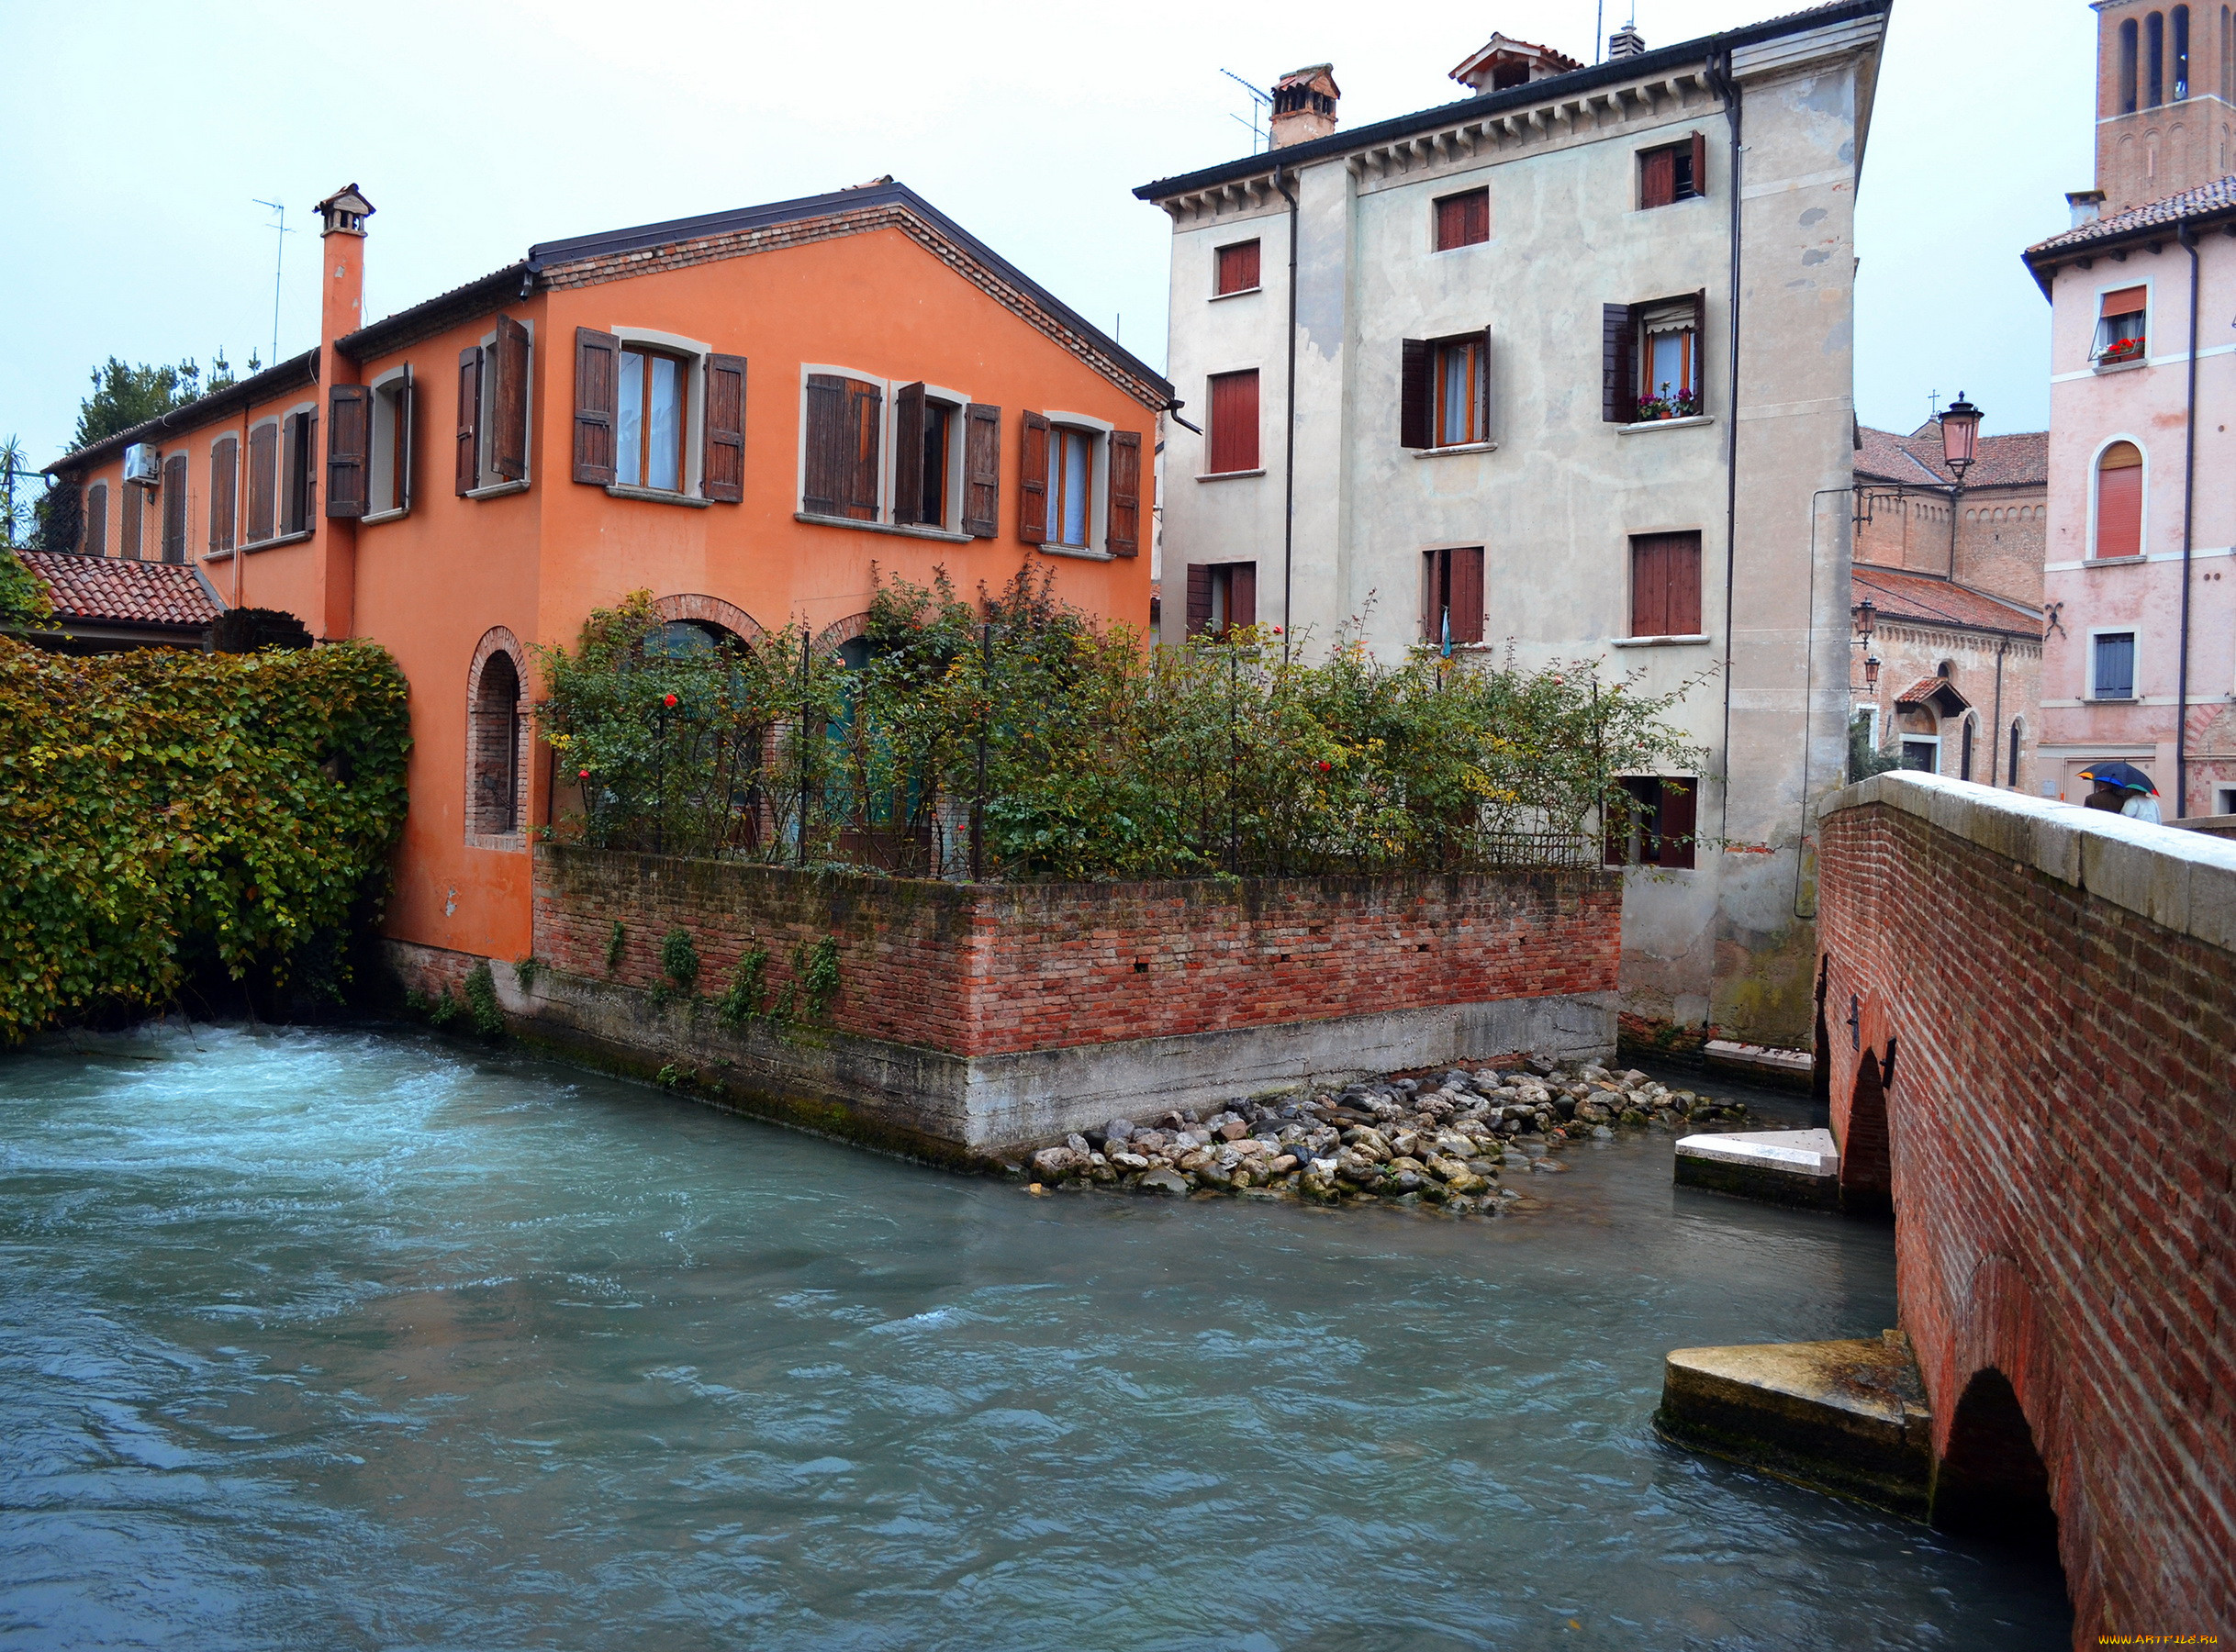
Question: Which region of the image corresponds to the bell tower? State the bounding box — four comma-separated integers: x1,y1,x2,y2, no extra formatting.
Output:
2090,0,2236,214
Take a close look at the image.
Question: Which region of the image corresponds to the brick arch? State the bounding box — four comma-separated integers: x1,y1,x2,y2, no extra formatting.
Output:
1930,1256,2072,1570
812,611,873,657
465,626,531,852
652,593,766,650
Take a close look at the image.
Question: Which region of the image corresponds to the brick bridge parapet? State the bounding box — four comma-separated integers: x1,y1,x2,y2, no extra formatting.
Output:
1815,771,2235,1643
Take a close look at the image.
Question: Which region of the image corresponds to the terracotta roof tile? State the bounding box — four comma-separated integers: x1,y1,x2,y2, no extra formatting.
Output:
1854,424,2047,489
1854,563,2042,638
2027,173,2236,256
18,550,224,630
1892,675,1946,705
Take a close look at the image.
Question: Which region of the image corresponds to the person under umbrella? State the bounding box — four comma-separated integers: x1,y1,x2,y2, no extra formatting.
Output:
2077,761,2162,824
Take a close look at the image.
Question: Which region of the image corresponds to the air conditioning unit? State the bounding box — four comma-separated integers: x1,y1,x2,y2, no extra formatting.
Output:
123,443,161,486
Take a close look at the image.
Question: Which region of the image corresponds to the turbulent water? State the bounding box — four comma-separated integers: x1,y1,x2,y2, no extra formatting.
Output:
0,1026,2069,1650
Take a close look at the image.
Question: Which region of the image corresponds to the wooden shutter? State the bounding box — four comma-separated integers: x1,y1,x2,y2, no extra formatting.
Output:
248,424,277,539
1641,147,1676,209
1631,535,1668,637
844,378,882,520
1423,548,1444,640
1228,562,1257,630
1479,327,1496,440
891,382,927,525
1217,240,1261,295
1603,304,1636,422
1018,409,1050,543
326,384,371,518
1450,546,1484,644
490,316,530,482
1690,289,1708,403
84,484,107,556
1657,776,1697,869
1667,532,1702,634
2099,285,2148,318
1185,564,1213,635
1603,781,1634,866
1107,430,1142,557
2096,461,2143,557
572,328,618,486
120,476,143,560
208,438,237,552
397,365,415,512
456,345,483,495
1401,339,1432,449
703,353,747,503
162,453,188,563
1689,131,1709,197
802,374,844,516
963,403,1001,537
1208,371,1259,473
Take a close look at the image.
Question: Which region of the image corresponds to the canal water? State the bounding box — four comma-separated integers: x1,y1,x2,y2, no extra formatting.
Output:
1,1027,2070,1650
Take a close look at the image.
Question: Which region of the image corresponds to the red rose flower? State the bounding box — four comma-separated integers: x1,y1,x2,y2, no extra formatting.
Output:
664,693,679,708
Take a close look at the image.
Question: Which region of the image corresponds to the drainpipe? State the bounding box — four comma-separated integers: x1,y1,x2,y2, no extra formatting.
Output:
1703,46,1743,835
1273,164,1301,661
2175,220,2201,816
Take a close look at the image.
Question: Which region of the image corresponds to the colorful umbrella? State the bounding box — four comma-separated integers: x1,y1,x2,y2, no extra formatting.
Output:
2076,761,2156,795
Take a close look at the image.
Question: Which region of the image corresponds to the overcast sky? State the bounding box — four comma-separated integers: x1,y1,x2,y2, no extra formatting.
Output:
1,0,2089,470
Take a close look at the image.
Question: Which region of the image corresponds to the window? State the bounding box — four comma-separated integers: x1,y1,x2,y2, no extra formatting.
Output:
1435,337,1489,446
1900,737,1940,773
1018,410,1117,551
573,331,743,502
1630,531,1703,637
2149,9,2165,106
1603,776,1696,869
2095,441,2144,556
246,421,278,543
120,474,144,560
803,374,882,520
281,408,316,534
619,347,687,491
1638,135,1706,208
1603,295,1705,422
469,647,524,840
2174,5,2191,97
1045,427,1095,549
2121,17,2141,111
84,481,107,556
2219,786,2236,816
1959,715,1977,782
2094,286,2147,363
1423,546,1484,645
208,437,237,552
457,315,531,496
1185,561,1257,638
161,452,188,564
2008,720,2024,789
1433,188,1490,251
893,383,959,530
1215,240,1261,296
1207,370,1260,474
368,372,412,516
2093,631,2137,698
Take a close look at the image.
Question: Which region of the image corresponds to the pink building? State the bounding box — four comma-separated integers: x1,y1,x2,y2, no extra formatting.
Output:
2025,2,2236,818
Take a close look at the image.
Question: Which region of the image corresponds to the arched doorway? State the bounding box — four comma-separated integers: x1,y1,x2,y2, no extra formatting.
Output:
465,629,531,848
1933,1367,2061,1557
1841,1038,1893,1215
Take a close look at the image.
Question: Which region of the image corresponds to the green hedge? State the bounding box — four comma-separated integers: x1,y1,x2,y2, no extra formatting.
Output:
0,636,411,1039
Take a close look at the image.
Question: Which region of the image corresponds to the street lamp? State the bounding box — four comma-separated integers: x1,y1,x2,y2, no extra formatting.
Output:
1863,653,1882,692
1851,597,1876,642
1939,393,1983,482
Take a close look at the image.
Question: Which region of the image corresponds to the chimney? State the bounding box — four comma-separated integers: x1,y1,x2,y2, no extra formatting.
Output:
1448,33,1583,94
1607,24,1647,59
1270,64,1339,148
311,183,373,645
2066,188,2107,228
315,184,374,354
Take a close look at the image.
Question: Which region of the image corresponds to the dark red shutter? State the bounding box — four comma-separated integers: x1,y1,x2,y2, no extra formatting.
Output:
1423,548,1444,640
207,441,236,552
1186,565,1213,635
572,328,618,486
803,374,844,516
891,382,926,525
1462,190,1488,244
456,346,482,495
963,403,1001,537
325,383,371,518
1657,776,1697,869
248,424,277,539
1668,532,1703,634
397,365,415,511
84,484,106,555
1451,546,1484,644
491,316,530,482
1108,430,1142,556
1641,147,1676,209
1603,305,1636,423
162,452,189,562
1217,240,1261,295
1631,536,1667,637
844,378,881,520
1018,410,1049,542
1401,339,1432,449
1604,783,1632,866
1208,371,1258,473
1689,131,1709,198
1228,562,1257,631
703,353,746,503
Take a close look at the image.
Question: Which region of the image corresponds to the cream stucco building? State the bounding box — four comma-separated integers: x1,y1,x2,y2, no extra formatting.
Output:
1135,1,1889,1045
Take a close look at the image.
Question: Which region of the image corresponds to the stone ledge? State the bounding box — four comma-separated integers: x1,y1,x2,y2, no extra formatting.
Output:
1675,1128,1841,1210
1822,770,2236,953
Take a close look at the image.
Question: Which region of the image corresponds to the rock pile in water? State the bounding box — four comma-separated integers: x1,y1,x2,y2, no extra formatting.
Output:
1017,1055,1750,1214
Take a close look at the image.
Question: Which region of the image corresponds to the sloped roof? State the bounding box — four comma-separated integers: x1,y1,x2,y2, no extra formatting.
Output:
43,350,319,478
18,549,225,631
2026,173,2236,257
1854,563,2042,640
1893,675,1970,715
1854,423,2047,490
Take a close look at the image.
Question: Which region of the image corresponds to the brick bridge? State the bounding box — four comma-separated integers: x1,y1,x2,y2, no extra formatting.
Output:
1816,772,2234,1641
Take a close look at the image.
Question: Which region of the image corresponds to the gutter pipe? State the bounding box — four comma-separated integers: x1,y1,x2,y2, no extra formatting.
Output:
2176,221,2201,816
1274,163,1301,662
1704,46,1743,836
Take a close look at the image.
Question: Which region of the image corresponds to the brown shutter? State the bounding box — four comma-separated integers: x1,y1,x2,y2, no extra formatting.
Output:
1690,289,1708,406
456,345,483,495
1657,776,1697,869
208,438,237,552
891,382,927,525
1603,783,1632,866
703,353,747,503
1603,304,1636,422
1668,531,1703,634
1641,147,1676,209
397,364,415,512
120,476,143,560
1018,409,1050,543
84,484,107,556
1228,562,1257,631
802,374,844,516
1480,326,1496,438
1451,546,1484,644
572,328,619,486
1401,339,1432,448
1422,547,1443,641
962,402,1001,537
162,453,189,563
248,424,278,539
844,378,882,520
490,316,530,482
325,383,371,518
1107,429,1142,556
1689,131,1709,198
1186,564,1213,635
1631,535,1667,637
1208,370,1259,473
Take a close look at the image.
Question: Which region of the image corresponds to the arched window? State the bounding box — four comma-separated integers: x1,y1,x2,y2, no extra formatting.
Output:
2223,6,2233,101
2007,720,2024,790
2095,441,2144,557
2148,10,2166,105
2121,17,2141,111
472,651,523,837
1960,714,1978,782
2173,5,2191,97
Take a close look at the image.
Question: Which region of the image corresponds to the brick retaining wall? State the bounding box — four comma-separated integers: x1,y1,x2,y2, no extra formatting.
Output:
1816,773,2235,1643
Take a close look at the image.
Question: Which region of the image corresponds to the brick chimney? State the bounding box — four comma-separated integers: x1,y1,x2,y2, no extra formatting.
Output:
1270,65,1339,148
314,184,373,355
311,183,373,642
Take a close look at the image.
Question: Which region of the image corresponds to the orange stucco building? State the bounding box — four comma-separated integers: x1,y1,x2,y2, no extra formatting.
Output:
45,179,1171,974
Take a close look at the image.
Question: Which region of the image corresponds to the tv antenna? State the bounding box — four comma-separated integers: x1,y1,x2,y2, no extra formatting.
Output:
1220,68,1272,153
252,199,294,368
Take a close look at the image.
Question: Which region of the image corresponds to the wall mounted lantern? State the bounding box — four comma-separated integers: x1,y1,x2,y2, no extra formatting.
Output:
1939,393,1983,482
